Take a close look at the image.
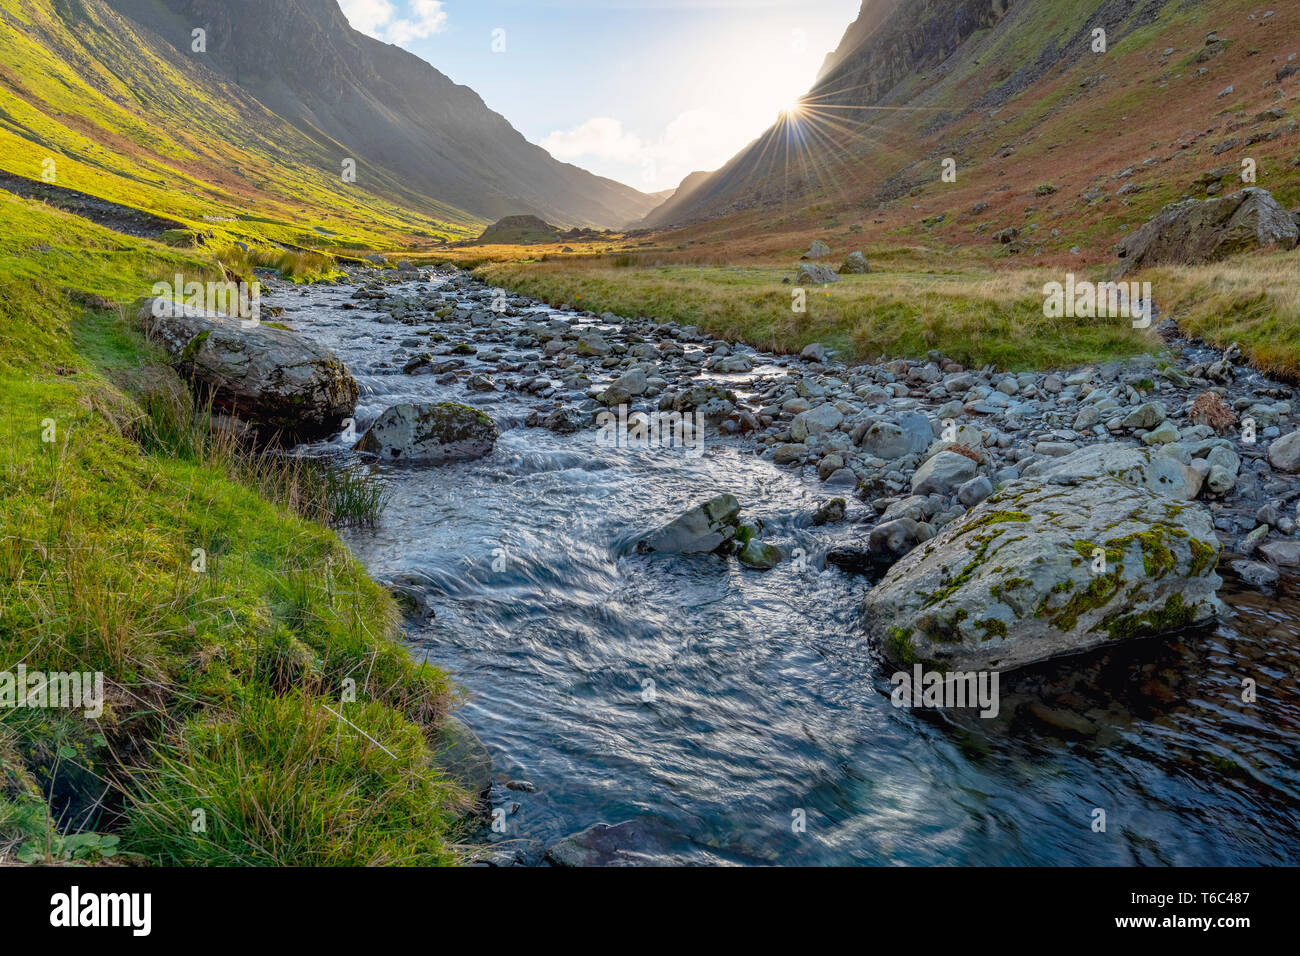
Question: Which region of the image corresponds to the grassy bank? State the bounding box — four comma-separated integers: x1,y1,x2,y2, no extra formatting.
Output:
0,194,468,865
475,257,1161,370
474,245,1300,375
1146,248,1300,380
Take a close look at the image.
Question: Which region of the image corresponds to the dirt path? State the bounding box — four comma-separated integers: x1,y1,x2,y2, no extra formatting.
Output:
0,169,185,239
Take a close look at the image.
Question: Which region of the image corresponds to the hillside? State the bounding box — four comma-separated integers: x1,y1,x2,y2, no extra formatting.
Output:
0,0,478,249
0,0,655,259
104,0,658,229
631,169,715,230
639,0,1300,262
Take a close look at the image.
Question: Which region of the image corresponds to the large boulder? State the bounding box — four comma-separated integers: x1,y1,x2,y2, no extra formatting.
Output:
863,476,1223,672
636,494,741,554
795,263,840,285
1021,443,1200,500
791,403,844,441
861,412,934,459
1267,429,1300,472
355,402,498,463
1117,187,1298,273
839,251,871,274
141,297,358,444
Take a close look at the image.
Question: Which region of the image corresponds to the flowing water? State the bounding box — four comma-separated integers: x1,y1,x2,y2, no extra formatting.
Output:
278,276,1300,866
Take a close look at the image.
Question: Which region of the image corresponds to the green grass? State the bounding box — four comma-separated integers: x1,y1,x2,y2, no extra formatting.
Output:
0,194,468,866
477,259,1160,370
1145,247,1300,379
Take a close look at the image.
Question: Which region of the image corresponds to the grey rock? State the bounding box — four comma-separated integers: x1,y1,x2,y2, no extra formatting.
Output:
1117,187,1299,273
911,451,978,496
800,342,827,362
712,354,753,373
792,404,844,442
1231,560,1279,588
545,820,712,867
860,422,910,460
543,405,586,434
1259,540,1300,567
864,476,1223,671
957,475,994,508
636,494,741,554
611,366,648,396
1206,464,1237,495
356,402,498,463
839,251,871,274
1267,430,1300,472
141,297,358,444
773,443,807,465
1022,443,1200,500
868,518,923,566
795,263,840,285
1123,402,1167,430
576,331,612,356
1241,524,1270,555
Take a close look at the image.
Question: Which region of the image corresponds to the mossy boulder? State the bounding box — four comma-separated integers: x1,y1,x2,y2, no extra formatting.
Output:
1021,442,1200,500
737,538,783,570
839,251,871,274
140,296,358,444
434,716,493,798
355,402,498,463
863,473,1224,672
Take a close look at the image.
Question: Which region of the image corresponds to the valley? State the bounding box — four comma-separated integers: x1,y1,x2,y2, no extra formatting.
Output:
0,0,1298,876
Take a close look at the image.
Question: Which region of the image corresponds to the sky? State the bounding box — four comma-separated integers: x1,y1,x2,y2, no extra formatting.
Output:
336,0,862,194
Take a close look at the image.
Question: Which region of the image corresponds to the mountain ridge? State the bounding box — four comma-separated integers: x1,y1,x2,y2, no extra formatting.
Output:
638,0,1299,245
102,0,656,229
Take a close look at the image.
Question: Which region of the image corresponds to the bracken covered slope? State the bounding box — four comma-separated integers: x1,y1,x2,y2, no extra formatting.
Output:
641,0,1299,261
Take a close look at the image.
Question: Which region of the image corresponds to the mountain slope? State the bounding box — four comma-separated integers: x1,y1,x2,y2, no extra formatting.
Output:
631,169,715,230
640,0,1300,251
105,0,657,229
0,0,481,248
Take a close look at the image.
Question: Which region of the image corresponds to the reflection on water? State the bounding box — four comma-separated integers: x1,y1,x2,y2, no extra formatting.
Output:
280,277,1300,865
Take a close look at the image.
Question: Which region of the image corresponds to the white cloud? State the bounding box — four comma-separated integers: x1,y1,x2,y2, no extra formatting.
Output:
386,0,449,44
338,0,447,45
542,118,645,164
337,0,395,38
542,108,762,191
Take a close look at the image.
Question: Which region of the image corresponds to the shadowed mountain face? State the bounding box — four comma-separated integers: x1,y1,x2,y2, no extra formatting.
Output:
104,0,657,228
640,0,1196,229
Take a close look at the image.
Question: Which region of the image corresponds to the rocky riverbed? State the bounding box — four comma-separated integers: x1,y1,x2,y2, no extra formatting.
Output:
228,263,1300,866
343,265,1300,589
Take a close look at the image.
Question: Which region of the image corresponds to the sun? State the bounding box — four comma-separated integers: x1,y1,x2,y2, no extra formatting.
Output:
779,100,805,120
